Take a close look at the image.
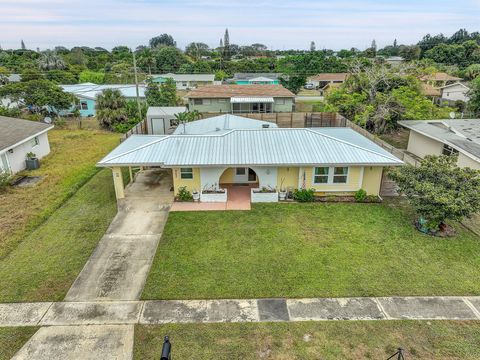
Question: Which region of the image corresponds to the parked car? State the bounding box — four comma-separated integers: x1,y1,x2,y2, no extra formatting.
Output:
304,83,315,89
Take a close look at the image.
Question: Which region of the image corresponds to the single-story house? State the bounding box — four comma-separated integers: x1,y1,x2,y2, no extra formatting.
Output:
230,73,282,85
419,73,462,88
307,73,349,89
440,82,470,103
61,83,146,117
146,106,187,135
384,56,404,66
98,116,403,203
186,84,295,113
0,116,53,174
149,73,216,90
399,119,480,170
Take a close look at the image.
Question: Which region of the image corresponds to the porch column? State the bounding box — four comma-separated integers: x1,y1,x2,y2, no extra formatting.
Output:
112,167,125,200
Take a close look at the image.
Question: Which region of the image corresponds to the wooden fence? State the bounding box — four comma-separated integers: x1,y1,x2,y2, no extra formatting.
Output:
121,118,147,142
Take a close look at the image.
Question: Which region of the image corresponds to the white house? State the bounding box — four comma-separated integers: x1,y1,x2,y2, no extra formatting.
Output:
146,106,187,135
440,82,470,103
0,116,53,174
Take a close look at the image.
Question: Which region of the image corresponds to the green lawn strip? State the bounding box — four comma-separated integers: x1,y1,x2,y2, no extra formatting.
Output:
0,327,38,360
142,202,480,300
134,321,480,360
0,169,118,302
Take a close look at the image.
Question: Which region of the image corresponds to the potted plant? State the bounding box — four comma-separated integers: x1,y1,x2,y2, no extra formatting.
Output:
25,152,40,170
278,177,287,201
192,189,200,201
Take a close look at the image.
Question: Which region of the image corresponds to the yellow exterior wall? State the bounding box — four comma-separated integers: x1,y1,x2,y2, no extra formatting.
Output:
111,167,125,200
277,167,299,190
172,167,201,193
304,166,362,195
219,168,235,183
361,166,384,196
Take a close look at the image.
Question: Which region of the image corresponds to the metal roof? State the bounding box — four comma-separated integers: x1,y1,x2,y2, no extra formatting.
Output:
146,106,187,117
61,84,146,100
98,128,403,167
151,73,215,82
399,119,480,161
230,97,274,103
173,114,278,135
248,77,277,82
0,116,53,152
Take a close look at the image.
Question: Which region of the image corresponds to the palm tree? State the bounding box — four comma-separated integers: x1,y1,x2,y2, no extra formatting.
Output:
95,89,127,130
138,48,156,75
38,50,66,71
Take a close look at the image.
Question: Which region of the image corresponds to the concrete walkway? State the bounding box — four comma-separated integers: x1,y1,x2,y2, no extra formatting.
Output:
13,170,173,360
2,297,480,329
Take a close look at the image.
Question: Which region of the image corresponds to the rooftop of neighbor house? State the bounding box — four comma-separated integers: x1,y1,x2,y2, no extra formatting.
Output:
146,106,187,117
186,84,295,98
420,72,462,82
0,116,53,152
421,83,441,97
97,127,403,167
385,56,405,61
150,73,215,81
61,83,146,99
173,114,278,135
233,73,283,80
399,119,480,160
308,73,349,82
6,74,21,82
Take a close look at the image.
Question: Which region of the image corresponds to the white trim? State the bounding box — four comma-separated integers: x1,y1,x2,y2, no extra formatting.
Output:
358,166,364,189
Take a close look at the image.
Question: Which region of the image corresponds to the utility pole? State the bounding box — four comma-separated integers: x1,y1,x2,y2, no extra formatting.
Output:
132,49,143,121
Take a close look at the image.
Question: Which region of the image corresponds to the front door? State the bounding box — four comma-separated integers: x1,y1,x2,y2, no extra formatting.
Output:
234,167,248,183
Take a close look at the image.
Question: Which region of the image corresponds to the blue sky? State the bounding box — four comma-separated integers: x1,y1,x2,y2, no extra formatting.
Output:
1,0,479,50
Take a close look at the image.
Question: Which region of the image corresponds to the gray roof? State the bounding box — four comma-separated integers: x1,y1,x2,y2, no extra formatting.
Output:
399,119,480,161
173,114,278,135
98,127,403,167
233,73,283,80
151,73,215,82
147,106,187,117
0,116,53,152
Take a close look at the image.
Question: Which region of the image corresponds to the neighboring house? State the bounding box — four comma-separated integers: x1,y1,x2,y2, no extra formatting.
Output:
399,119,480,170
186,84,295,113
61,83,146,117
420,83,441,101
146,106,187,135
384,56,404,66
308,73,349,89
0,116,53,174
440,82,470,103
149,73,216,90
420,72,462,88
173,114,278,135
230,73,282,85
98,117,403,203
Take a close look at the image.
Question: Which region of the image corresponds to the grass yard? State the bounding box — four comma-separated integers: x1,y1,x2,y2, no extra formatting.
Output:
0,128,119,258
0,327,38,359
142,201,480,300
134,321,480,359
379,128,410,149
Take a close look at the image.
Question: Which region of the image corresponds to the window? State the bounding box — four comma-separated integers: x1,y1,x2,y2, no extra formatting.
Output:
313,167,329,184
182,82,188,87
80,101,88,110
203,99,211,105
442,144,459,156
193,99,203,105
180,168,193,179
333,167,348,183
31,136,39,147
236,168,246,175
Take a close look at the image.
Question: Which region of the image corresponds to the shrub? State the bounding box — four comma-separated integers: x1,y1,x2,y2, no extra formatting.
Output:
354,188,367,202
0,171,11,192
176,186,193,201
293,188,315,202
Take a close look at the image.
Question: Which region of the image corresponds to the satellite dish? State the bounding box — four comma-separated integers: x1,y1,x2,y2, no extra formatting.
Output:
43,117,52,124
449,112,456,119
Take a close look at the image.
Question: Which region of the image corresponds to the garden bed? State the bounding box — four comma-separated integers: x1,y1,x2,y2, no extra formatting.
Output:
201,189,227,202
251,188,278,203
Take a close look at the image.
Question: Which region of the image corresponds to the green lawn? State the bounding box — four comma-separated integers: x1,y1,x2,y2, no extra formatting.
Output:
134,321,480,359
0,168,119,302
0,327,38,359
142,201,480,300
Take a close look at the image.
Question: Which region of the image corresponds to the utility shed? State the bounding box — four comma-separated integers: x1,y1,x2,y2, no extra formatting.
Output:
146,106,187,135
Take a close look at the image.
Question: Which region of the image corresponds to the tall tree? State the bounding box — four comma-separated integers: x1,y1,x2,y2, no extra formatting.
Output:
149,34,176,49
310,41,316,52
223,28,230,60
21,40,26,50
467,76,480,116
95,89,128,130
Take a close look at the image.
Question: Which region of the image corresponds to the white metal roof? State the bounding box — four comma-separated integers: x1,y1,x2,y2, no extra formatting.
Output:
230,97,274,103
249,76,277,82
98,128,403,167
173,114,278,135
61,83,146,100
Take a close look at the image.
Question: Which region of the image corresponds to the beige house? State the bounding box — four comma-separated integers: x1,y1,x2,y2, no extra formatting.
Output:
98,116,403,204
186,84,295,113
420,72,462,88
399,119,480,170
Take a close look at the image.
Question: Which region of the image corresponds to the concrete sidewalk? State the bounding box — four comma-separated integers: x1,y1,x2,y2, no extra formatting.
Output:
3,296,480,328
